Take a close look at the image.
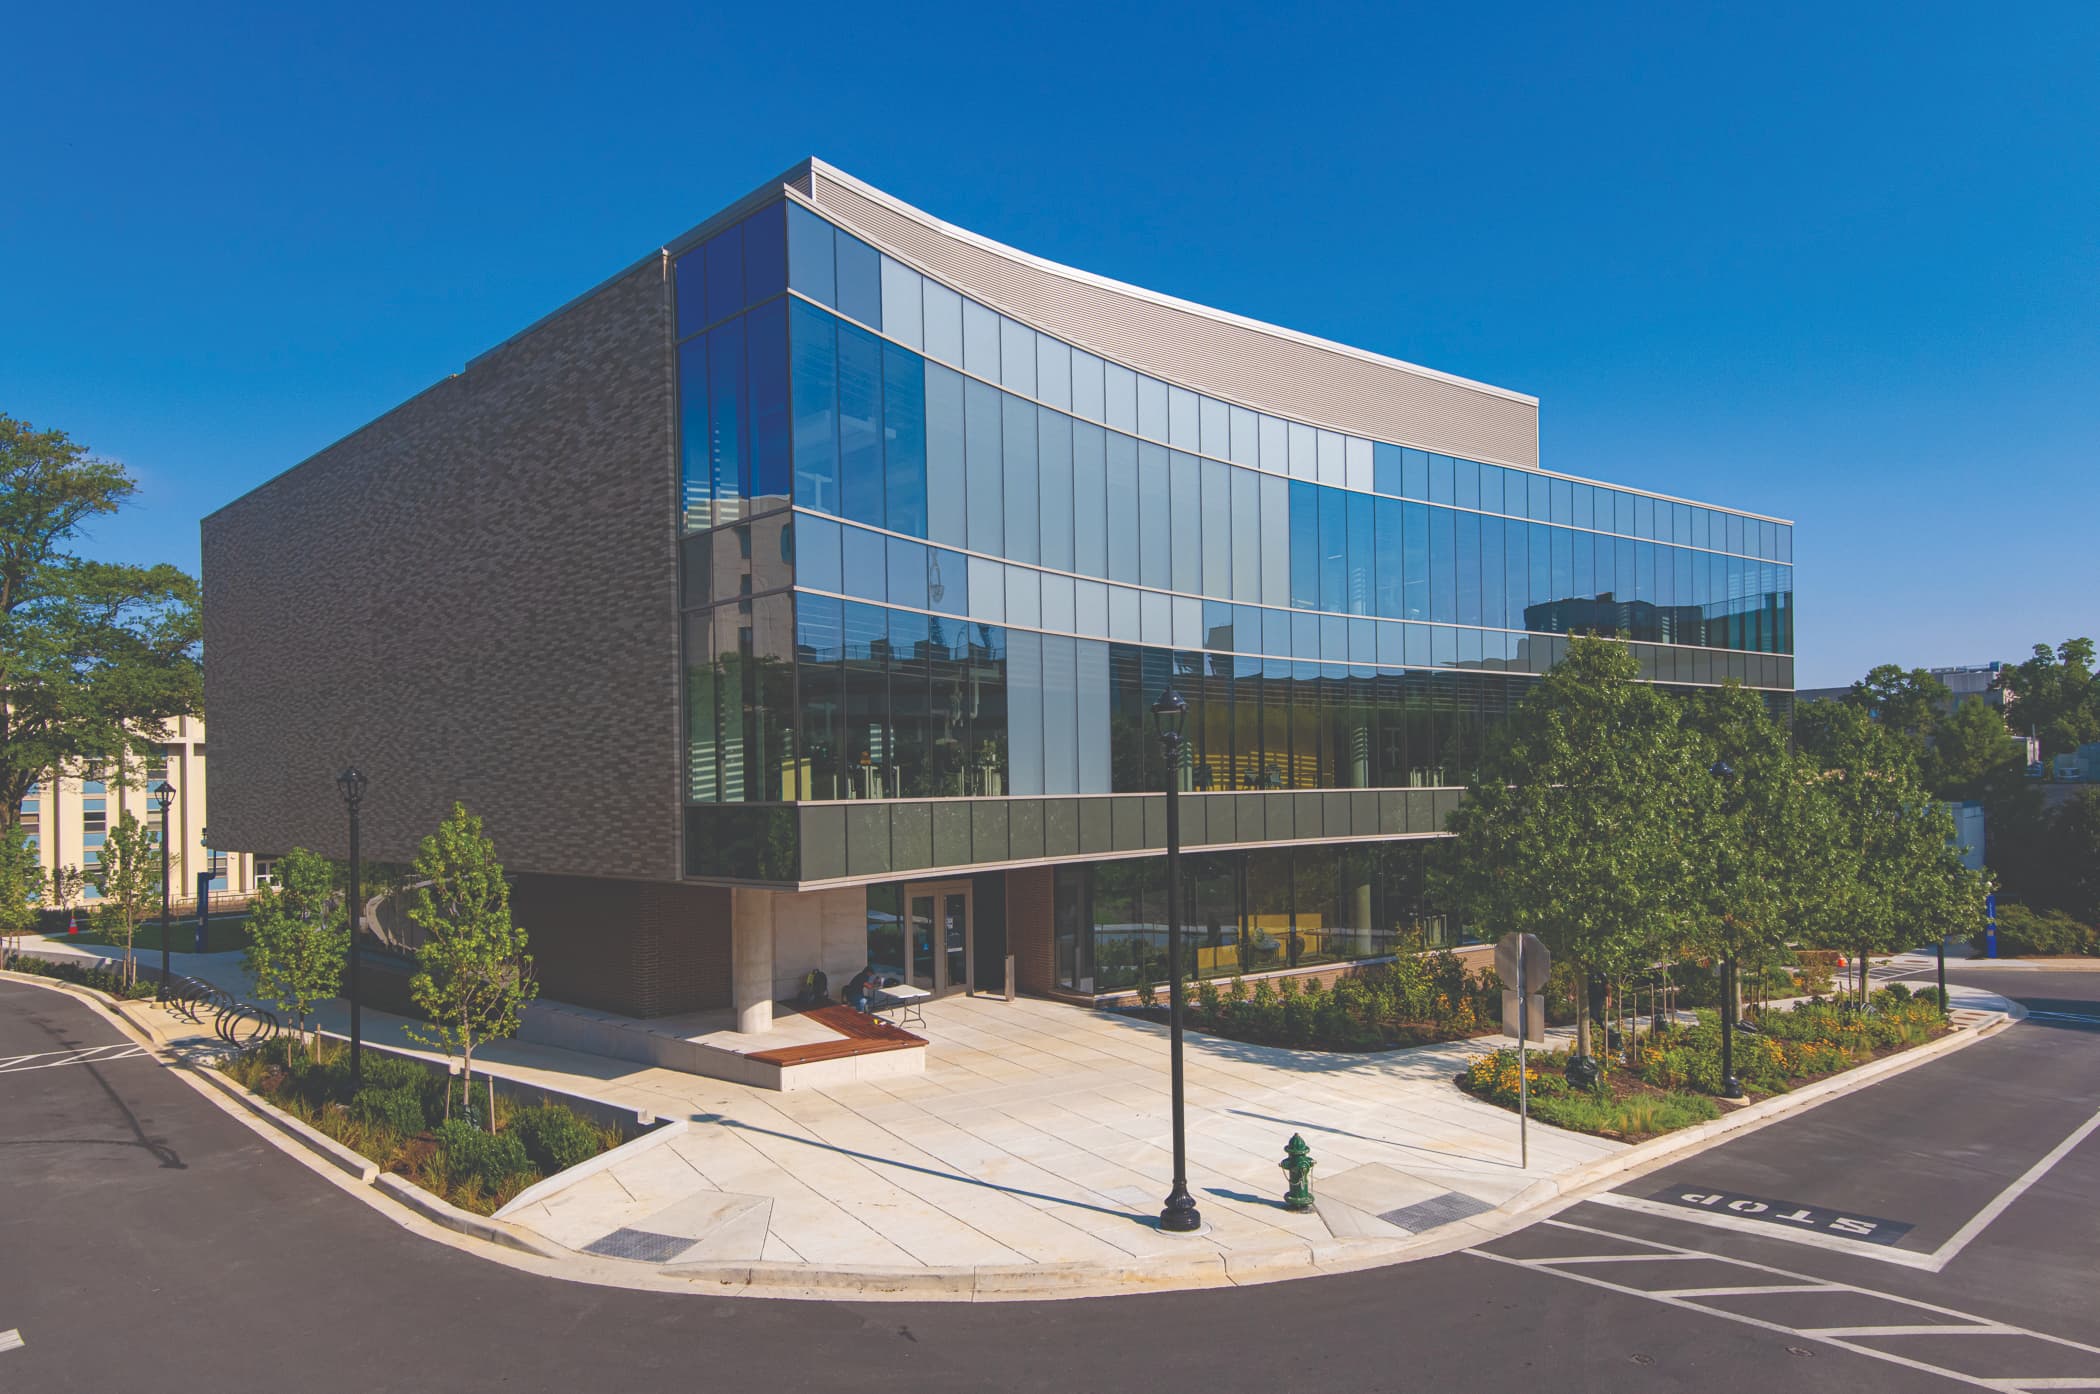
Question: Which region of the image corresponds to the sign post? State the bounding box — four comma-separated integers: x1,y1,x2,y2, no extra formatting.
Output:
195,870,214,955
1985,891,1998,960
1496,933,1550,1170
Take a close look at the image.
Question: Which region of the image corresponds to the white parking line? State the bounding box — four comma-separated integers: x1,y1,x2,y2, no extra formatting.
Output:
1471,1217,2100,1392
1935,1102,2100,1270
0,1044,149,1074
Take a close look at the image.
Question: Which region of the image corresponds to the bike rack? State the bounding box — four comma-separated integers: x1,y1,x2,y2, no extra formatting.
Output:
162,973,278,1049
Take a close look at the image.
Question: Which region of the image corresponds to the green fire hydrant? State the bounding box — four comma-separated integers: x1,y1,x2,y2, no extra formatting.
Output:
1281,1134,1316,1212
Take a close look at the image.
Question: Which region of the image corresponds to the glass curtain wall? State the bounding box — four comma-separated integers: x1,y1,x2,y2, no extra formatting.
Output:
1050,841,1465,993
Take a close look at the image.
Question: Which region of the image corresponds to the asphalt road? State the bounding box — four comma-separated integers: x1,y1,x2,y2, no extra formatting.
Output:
2,968,2095,1394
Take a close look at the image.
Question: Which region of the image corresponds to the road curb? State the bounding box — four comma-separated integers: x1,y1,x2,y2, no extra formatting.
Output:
191,1065,381,1183
1,968,2027,1303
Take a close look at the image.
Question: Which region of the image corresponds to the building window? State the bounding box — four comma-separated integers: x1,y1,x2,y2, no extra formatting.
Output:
82,795,105,835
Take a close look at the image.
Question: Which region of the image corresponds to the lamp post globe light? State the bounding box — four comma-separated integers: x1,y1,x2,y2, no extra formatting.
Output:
1150,687,1202,1234
1709,759,1743,1100
151,782,174,999
336,768,367,1089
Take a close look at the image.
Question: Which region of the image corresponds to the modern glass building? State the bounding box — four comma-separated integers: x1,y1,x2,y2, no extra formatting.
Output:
673,163,1792,1004
205,160,1792,1038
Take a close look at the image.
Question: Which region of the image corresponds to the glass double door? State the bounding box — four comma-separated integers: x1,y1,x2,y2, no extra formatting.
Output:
904,881,973,996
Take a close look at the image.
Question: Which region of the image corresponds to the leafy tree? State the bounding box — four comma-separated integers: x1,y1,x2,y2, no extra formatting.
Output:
1932,695,2027,802
2000,639,2100,763
0,824,38,967
89,811,162,987
49,864,86,932
1843,665,1951,742
1440,637,1712,1063
406,804,536,1125
1795,703,1983,1003
1685,683,1845,1009
2054,789,2100,926
242,846,347,1053
0,416,202,824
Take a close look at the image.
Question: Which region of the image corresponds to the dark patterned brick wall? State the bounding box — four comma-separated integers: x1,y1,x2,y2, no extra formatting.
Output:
513,874,730,1017
201,259,680,883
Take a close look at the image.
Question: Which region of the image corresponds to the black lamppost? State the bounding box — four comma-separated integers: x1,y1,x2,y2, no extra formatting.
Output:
1152,688,1202,1234
152,782,173,998
1709,760,1743,1100
336,768,367,1088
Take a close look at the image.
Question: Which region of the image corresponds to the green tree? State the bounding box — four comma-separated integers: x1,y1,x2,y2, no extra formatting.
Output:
0,416,202,824
1795,703,1983,1003
2000,639,2100,763
1932,695,2026,802
1844,664,1951,743
0,824,39,967
49,863,86,933
1440,637,1712,1063
89,811,162,987
242,846,347,1053
1686,683,1845,1011
2053,789,2100,925
406,804,536,1124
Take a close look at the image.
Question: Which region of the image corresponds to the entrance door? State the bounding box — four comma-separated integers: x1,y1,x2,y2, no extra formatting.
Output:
904,881,973,995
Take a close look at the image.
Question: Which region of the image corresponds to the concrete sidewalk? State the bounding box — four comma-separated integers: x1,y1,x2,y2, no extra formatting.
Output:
15,940,2023,1298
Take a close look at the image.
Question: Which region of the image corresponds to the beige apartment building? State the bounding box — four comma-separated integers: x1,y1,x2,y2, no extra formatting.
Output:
19,714,257,915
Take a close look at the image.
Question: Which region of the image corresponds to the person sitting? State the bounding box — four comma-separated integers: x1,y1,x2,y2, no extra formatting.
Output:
844,966,884,1014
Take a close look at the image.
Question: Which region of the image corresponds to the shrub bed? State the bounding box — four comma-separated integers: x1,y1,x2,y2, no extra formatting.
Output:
1460,985,1949,1140
1974,903,2099,958
1155,951,1500,1051
5,953,158,999
222,1037,624,1214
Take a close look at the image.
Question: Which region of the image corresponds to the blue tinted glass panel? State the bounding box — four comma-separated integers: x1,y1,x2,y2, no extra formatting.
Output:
1003,396,1039,565
882,345,926,538
1000,318,1036,397
835,233,880,329
964,378,1003,554
1073,422,1107,576
1550,526,1572,605
1551,478,1572,527
1402,503,1430,621
1105,433,1139,583
842,525,886,601
1615,491,1636,535
708,317,747,508
887,536,928,610
1288,481,1318,610
1454,457,1480,510
1344,489,1373,616
1263,608,1291,657
674,245,707,340
1373,442,1402,497
1594,526,1617,600
706,220,744,326
1428,454,1454,505
1201,459,1232,599
1231,468,1262,603
1171,452,1202,594
1373,495,1402,619
748,300,791,507
742,203,785,305
881,258,922,349
1138,443,1170,590
1007,630,1044,796
1317,486,1346,613
1529,526,1551,622
924,363,966,547
1321,614,1347,661
1041,634,1078,795
1455,510,1482,625
789,302,838,512
1479,465,1504,517
928,547,967,615
797,514,842,592
678,339,708,531
923,281,962,365
786,205,835,307
1038,410,1074,572
1572,483,1594,531
1505,521,1529,627
836,323,883,526
1480,514,1505,628
1401,449,1429,501
1529,473,1552,522
1636,494,1655,540
963,299,1000,380
1572,525,1594,601
1428,506,1456,624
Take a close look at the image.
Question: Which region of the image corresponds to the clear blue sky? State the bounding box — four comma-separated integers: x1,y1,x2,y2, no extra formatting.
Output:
6,2,2094,688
